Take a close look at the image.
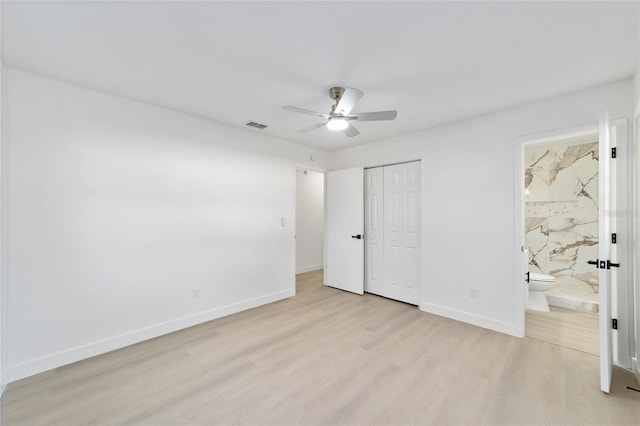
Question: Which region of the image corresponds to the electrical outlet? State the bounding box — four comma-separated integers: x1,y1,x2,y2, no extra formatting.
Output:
193,287,201,299
470,288,478,298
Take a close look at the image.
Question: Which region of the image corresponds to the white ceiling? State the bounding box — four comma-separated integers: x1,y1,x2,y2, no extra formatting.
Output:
2,1,638,152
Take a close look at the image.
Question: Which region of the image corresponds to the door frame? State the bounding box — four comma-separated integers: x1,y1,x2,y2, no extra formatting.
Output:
513,119,633,369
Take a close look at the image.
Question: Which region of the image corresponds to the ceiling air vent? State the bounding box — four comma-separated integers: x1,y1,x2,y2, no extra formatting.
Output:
245,121,268,130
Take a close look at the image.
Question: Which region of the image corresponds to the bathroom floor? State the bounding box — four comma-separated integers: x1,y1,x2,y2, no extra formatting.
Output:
525,306,599,356
545,275,599,313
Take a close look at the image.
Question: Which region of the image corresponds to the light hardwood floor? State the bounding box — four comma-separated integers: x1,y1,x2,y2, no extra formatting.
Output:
526,306,600,356
3,270,639,425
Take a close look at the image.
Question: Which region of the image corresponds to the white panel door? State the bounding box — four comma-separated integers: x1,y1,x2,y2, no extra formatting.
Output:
402,162,420,302
325,167,364,295
384,165,403,298
365,161,420,305
598,111,613,394
365,168,384,294
383,162,420,305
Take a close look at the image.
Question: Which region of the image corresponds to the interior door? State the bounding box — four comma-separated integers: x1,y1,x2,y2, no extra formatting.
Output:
598,111,613,394
364,162,420,305
325,167,364,294
365,168,384,294
383,163,420,305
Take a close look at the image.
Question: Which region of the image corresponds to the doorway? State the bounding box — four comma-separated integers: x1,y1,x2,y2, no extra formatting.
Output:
515,116,632,393
521,132,600,355
295,169,325,275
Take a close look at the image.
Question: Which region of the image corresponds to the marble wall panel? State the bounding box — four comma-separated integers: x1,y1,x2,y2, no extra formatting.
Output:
525,217,548,273
524,141,598,286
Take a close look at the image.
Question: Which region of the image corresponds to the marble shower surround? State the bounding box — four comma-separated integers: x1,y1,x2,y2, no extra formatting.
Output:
524,140,599,309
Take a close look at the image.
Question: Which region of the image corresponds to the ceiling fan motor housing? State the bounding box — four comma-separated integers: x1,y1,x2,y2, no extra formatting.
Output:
329,86,345,101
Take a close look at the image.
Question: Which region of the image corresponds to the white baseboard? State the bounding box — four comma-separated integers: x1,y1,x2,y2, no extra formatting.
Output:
296,264,323,274
633,357,640,386
420,301,522,338
8,288,294,383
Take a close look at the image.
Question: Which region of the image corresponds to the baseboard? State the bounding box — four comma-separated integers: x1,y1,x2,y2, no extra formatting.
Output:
296,264,323,274
7,288,294,383
633,357,640,386
420,301,522,338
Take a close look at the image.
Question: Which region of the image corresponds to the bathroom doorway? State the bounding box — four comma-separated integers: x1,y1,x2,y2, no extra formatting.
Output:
515,117,633,392
523,133,601,354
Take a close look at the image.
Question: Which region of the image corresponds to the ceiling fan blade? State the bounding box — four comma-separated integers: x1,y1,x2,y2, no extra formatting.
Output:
349,110,398,121
283,105,330,118
342,123,360,137
297,122,327,133
334,87,364,116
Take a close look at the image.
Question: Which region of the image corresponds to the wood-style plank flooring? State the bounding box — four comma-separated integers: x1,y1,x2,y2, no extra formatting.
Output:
3,270,640,425
526,306,600,356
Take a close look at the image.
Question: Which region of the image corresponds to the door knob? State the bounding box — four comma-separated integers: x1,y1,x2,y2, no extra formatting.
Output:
588,259,607,269
351,234,362,239
607,260,620,269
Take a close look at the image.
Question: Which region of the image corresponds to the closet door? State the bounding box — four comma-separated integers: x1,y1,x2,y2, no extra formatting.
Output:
365,168,384,294
384,164,404,301
383,163,420,304
401,162,420,304
365,161,420,305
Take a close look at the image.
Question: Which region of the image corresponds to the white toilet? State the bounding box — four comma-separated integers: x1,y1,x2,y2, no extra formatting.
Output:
527,272,556,312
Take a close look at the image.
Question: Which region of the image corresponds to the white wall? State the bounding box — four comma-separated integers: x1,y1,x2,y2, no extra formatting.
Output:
0,1,5,393
636,9,640,119
634,10,640,381
4,68,328,382
295,169,324,274
330,79,634,337
634,98,640,381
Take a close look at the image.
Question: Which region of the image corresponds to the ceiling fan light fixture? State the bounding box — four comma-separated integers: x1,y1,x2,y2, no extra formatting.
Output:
326,117,348,131
283,87,396,138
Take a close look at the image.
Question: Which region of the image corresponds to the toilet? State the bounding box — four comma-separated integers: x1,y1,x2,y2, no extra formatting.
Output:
527,272,556,312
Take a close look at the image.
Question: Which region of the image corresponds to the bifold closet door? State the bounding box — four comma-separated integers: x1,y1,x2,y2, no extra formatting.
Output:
365,167,384,295
365,162,420,305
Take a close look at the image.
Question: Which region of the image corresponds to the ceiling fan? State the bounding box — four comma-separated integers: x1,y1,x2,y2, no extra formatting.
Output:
282,87,397,137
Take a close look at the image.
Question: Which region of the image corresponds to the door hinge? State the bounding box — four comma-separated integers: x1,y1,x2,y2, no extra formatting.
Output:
611,147,617,158
612,233,616,244
612,318,618,330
